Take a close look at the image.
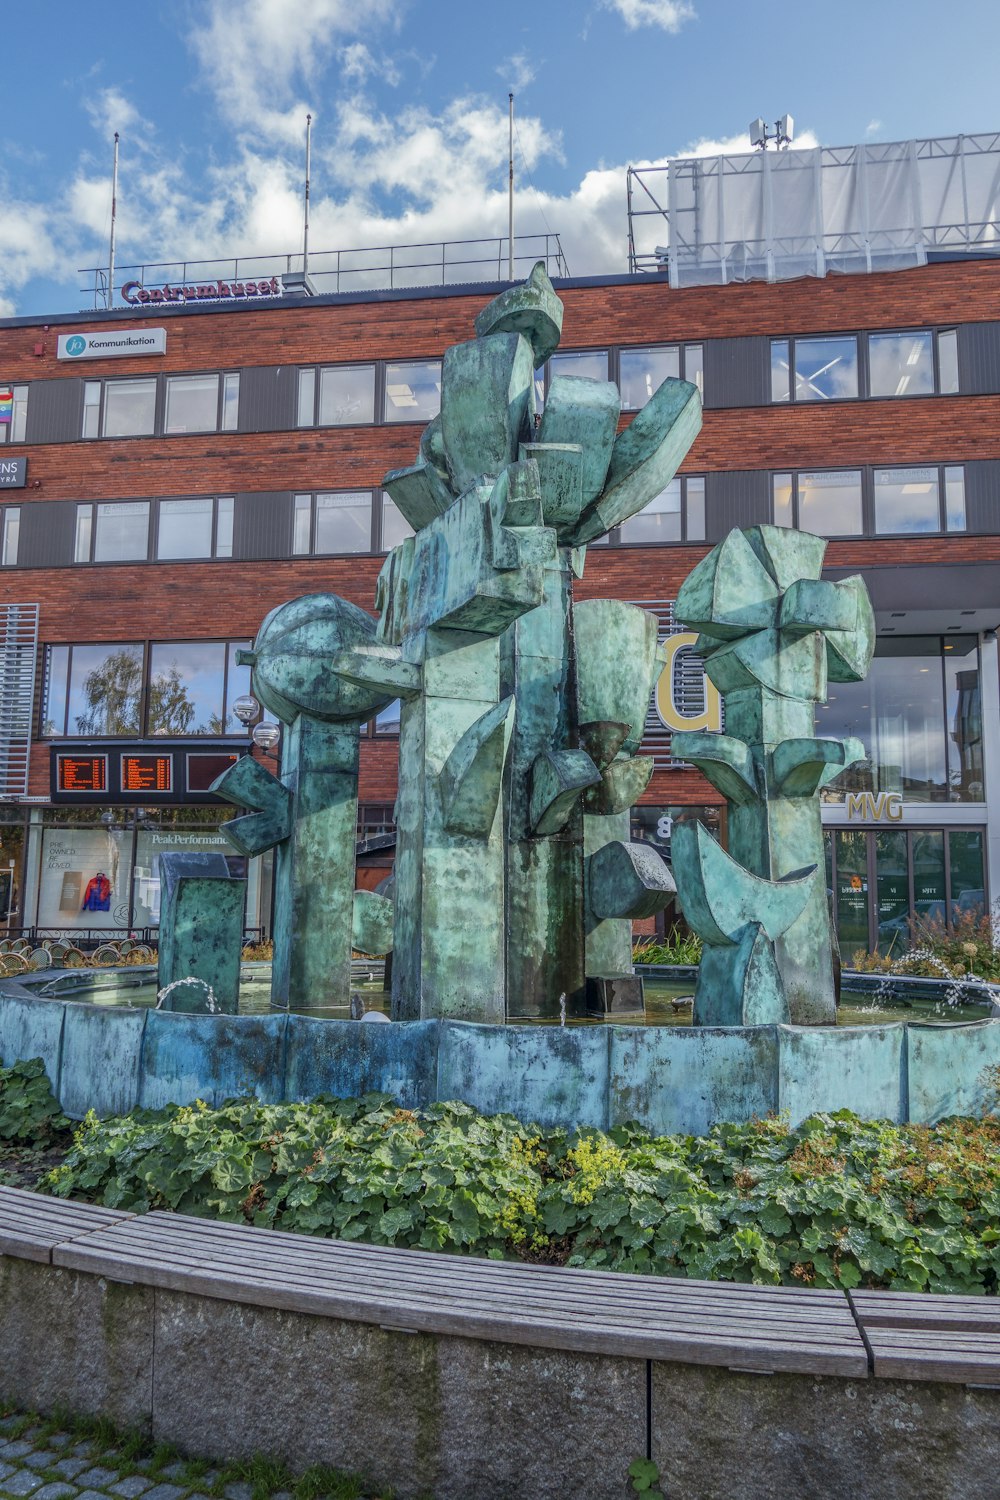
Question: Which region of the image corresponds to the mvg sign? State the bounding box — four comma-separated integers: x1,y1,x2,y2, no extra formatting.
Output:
846,791,903,822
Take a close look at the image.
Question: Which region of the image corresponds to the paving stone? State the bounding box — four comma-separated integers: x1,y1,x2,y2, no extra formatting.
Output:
142,1486,186,1500
0,1442,35,1461
48,1460,89,1481
1,1471,46,1495
76,1492,120,1500
155,1467,187,1484
75,1469,119,1490
110,1478,154,1498
30,1484,80,1500
0,1462,17,1483
22,1451,62,1472
222,1485,253,1500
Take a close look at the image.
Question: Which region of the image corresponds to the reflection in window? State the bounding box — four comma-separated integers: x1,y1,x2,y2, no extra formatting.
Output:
773,470,863,536
383,361,441,422
222,373,240,430
937,329,959,394
949,830,985,920
293,492,373,554
1,508,19,566
102,379,157,437
148,641,228,735
83,383,101,439
618,475,705,544
547,350,610,384
816,636,984,803
0,385,28,443
93,502,150,562
794,336,858,401
771,341,791,402
868,331,934,398
319,366,375,425
381,494,414,551
374,699,401,735
55,643,144,736
619,347,679,410
874,467,940,534
164,374,219,434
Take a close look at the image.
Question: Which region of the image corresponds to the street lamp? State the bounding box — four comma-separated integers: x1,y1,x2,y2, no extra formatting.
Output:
252,722,281,759
232,694,261,728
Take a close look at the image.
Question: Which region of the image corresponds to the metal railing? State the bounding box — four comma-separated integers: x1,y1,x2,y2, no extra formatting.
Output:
79,234,570,310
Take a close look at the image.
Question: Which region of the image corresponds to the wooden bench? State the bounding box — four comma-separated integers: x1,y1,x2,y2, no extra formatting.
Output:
0,1186,866,1376
850,1289,1000,1384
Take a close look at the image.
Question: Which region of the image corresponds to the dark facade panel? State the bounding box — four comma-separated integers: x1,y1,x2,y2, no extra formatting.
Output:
705,470,771,541
238,366,298,433
18,501,77,567
23,379,84,444
957,323,1000,395
963,460,1000,533
234,492,291,559
702,337,771,409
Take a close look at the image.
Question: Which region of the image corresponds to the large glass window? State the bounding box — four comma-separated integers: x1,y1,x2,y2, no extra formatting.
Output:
773,470,863,536
1,508,19,566
297,365,377,426
548,350,610,384
817,636,984,803
868,331,933,398
949,831,985,921
771,335,859,401
102,379,157,438
293,492,373,554
937,329,959,394
383,361,441,423
156,497,233,560
874,467,944,534
617,475,705,545
620,347,680,410
88,502,150,562
164,374,220,434
43,643,144,737
147,642,228,735
0,384,28,444
380,494,414,551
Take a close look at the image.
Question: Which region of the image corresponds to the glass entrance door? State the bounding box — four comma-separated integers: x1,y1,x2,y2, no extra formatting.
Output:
826,825,987,959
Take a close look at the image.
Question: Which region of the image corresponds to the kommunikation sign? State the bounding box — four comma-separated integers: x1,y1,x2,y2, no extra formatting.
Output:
121,277,282,306
57,328,167,360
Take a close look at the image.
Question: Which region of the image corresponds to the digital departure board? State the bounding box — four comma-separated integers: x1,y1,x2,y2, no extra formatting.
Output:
50,741,248,805
121,754,173,793
186,751,240,794
55,754,108,794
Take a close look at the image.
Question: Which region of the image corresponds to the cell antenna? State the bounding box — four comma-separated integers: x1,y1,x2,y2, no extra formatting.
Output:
304,113,312,276
508,93,514,280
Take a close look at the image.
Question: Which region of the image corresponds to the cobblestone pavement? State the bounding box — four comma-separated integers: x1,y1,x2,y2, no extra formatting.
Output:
0,1411,393,1500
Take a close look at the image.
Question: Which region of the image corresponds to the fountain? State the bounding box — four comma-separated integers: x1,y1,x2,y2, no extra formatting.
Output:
1,262,999,1132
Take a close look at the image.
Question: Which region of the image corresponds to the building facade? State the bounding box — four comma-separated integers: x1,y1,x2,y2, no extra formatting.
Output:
0,252,998,960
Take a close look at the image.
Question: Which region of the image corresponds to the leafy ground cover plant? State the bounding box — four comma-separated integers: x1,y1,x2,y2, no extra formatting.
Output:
632,932,703,965
34,1081,1000,1295
0,1055,73,1189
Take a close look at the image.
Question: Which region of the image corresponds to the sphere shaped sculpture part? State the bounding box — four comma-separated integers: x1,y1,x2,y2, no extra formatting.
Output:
242,593,395,725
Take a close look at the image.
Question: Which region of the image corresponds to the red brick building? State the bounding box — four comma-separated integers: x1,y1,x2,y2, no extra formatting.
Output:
0,251,997,955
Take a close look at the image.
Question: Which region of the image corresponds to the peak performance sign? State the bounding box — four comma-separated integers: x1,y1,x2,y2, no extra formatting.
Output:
57,328,167,360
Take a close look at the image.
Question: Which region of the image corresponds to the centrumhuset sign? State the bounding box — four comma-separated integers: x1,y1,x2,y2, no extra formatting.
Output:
57,328,167,360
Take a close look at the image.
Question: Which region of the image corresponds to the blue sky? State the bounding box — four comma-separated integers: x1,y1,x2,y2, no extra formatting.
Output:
3,0,999,317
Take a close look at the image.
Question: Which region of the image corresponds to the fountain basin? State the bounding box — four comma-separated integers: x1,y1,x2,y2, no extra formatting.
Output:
2,968,999,1134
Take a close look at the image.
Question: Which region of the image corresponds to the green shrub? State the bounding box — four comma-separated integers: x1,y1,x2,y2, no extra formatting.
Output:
40,1093,1000,1294
0,1057,68,1145
851,905,1000,981
633,932,703,966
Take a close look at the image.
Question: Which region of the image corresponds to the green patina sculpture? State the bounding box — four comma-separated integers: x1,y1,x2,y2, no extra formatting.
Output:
671,526,875,1026
156,851,245,1012
210,595,394,1009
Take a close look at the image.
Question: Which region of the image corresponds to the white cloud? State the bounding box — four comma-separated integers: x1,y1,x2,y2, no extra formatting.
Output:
84,86,150,144
866,119,882,136
189,0,402,145
600,0,695,32
496,53,537,92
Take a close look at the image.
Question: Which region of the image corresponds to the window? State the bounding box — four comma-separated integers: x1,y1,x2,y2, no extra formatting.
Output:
380,494,414,551
42,637,252,738
74,502,150,563
293,492,373,554
373,700,401,736
771,335,859,402
548,350,610,384
0,385,28,444
297,365,376,427
773,470,863,536
618,476,706,544
43,643,144,737
873,466,965,535
868,331,933,398
816,636,983,804
383,361,441,422
1,508,19,566
84,372,239,438
937,329,959,394
164,373,239,434
156,496,234,560
619,345,704,409
102,378,157,437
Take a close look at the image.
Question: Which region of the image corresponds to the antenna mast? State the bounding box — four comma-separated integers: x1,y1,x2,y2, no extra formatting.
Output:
508,93,514,280
303,113,312,275
108,131,119,310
